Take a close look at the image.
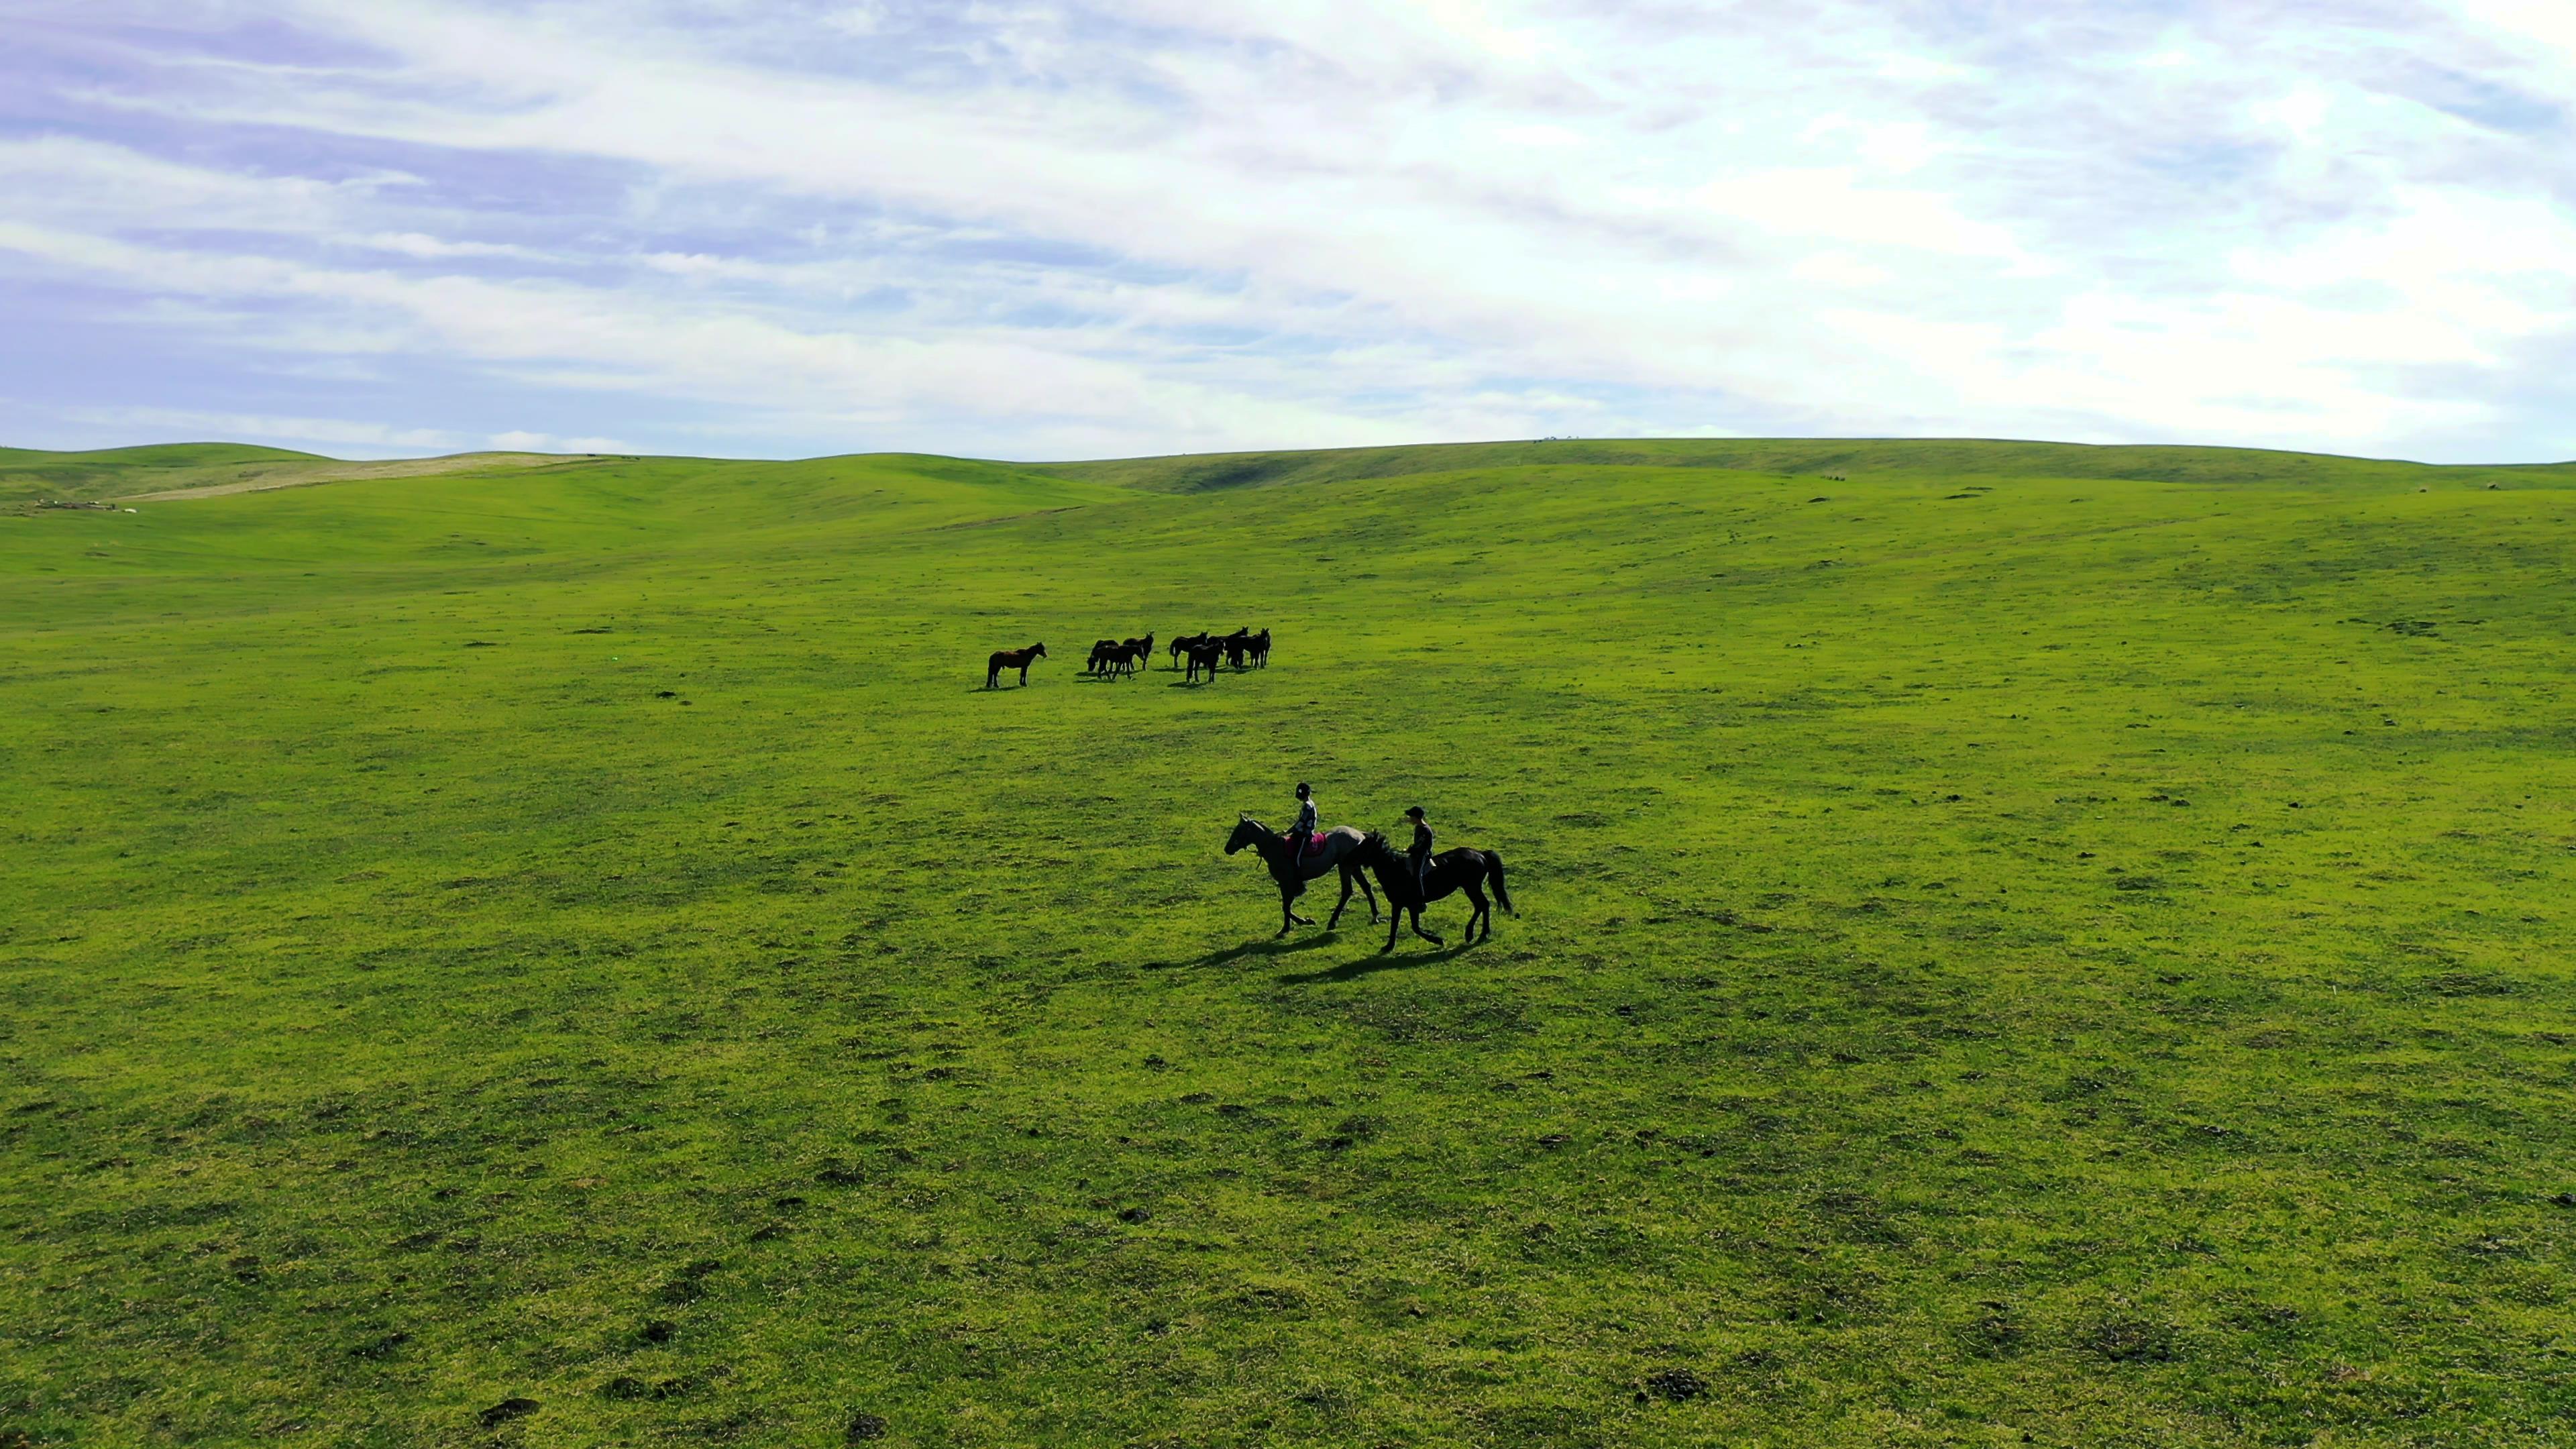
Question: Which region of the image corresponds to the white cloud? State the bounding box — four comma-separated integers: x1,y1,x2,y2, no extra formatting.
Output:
2,0,2573,461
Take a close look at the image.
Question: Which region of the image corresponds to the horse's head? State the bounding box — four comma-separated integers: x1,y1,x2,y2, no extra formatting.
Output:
1032,643,1047,659
1225,815,1265,855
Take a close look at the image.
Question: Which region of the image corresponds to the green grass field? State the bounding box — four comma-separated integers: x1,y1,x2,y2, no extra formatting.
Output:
5,437,2575,1448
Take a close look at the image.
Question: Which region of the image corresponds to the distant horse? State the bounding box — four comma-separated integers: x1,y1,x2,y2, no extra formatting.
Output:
1104,641,1148,678
1225,815,1381,938
1085,639,1122,675
1221,627,1254,669
1182,638,1228,682
1247,628,1271,668
1169,632,1213,669
1122,633,1155,669
985,642,1046,688
1349,831,1514,952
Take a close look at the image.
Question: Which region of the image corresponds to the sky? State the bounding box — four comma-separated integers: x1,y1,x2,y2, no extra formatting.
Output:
3,1,2573,464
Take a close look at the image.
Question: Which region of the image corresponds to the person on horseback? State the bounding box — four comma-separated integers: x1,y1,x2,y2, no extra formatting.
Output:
1405,804,1434,898
1286,782,1319,861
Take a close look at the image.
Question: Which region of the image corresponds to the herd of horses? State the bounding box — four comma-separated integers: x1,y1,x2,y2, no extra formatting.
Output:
983,627,1273,688
978,632,1510,951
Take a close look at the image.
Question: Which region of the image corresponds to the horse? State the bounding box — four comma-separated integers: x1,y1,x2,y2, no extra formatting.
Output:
1085,639,1122,675
985,642,1046,688
1225,815,1381,938
1348,830,1514,953
1183,638,1228,682
1169,633,1210,669
1123,633,1155,667
1221,627,1254,669
1105,641,1148,678
1248,628,1271,668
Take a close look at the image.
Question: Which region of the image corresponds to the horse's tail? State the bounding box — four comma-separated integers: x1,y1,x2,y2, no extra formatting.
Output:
1487,852,1515,914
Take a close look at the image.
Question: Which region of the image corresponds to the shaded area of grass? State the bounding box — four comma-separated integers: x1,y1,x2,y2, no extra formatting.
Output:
2,441,2574,1446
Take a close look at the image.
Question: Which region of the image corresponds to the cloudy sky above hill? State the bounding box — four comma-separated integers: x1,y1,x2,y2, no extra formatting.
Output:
3,1,2572,462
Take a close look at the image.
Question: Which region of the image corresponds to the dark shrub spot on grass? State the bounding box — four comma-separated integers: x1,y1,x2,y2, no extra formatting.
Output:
227,1254,262,1282
388,1230,441,1251
1963,1302,2025,1357
2552,1192,2576,1208
476,1397,539,1427
1642,1366,1706,1401
639,1319,676,1344
2078,1316,2178,1362
2113,875,2164,891
601,1375,648,1400
845,1412,890,1442
770,1195,806,1210
2424,971,2516,998
347,1331,409,1359
463,640,496,648
1119,1206,1152,1224
1178,1091,1214,1104
655,690,677,698
815,1161,865,1186
1215,1103,1249,1116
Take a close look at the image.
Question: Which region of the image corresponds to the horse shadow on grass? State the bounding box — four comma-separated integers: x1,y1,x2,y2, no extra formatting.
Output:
1275,935,1487,985
1138,932,1340,973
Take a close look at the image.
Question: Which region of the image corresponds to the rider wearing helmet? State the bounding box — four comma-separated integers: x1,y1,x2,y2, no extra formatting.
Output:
1287,782,1319,859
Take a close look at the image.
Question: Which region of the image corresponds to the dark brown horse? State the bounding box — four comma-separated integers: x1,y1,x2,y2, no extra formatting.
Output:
985,642,1046,688
1349,831,1513,952
1104,641,1148,678
1225,816,1379,937
1085,639,1122,675
1123,633,1155,665
1221,627,1254,669
1169,632,1214,668
1247,628,1271,667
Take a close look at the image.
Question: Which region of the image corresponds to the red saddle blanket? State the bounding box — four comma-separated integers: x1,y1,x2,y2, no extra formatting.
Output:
1296,832,1328,859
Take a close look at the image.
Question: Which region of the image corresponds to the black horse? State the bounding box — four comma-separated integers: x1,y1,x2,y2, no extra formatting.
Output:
1183,637,1227,682
985,642,1046,688
1085,639,1122,675
1247,628,1271,667
1222,627,1254,669
1349,831,1514,952
1169,633,1213,669
1225,816,1379,937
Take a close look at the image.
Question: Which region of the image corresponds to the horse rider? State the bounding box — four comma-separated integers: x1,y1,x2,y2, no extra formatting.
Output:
1286,782,1320,861
1405,804,1434,898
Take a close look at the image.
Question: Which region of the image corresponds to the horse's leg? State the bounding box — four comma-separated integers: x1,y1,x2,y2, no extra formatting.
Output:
1411,904,1444,946
1327,867,1355,930
1285,876,1311,926
1464,881,1489,941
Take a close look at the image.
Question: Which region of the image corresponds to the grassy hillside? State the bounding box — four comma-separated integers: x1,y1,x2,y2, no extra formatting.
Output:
0,443,644,507
1034,436,2576,493
4,441,2575,1448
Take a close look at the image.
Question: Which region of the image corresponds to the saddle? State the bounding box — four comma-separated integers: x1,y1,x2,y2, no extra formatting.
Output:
1295,832,1328,861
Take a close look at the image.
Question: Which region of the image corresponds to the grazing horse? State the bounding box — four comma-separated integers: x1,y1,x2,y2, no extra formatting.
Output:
1105,641,1148,678
985,642,1046,688
1183,637,1228,682
1085,639,1122,675
1350,830,1514,953
1248,628,1271,668
1123,633,1155,667
1221,627,1254,669
1225,815,1380,938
